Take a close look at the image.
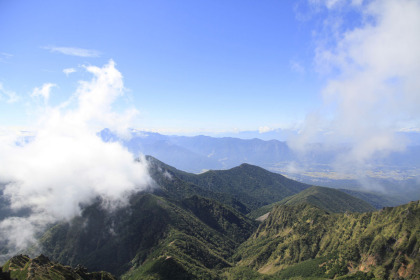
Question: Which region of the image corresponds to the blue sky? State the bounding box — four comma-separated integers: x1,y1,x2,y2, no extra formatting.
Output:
1,0,419,138
0,0,324,133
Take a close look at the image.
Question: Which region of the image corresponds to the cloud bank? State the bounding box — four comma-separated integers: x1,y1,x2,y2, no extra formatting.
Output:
291,0,420,176
0,60,151,253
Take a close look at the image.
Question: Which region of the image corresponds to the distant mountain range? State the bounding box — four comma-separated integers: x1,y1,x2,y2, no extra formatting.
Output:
100,128,420,204
1,158,418,279
99,129,420,174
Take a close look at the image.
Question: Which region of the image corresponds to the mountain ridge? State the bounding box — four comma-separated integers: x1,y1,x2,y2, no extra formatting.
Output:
101,128,420,205
248,185,375,220
147,156,389,215
3,200,419,279
147,155,311,213
235,200,420,279
1,157,418,279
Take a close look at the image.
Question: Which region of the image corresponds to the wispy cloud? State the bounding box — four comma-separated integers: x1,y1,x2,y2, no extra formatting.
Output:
309,0,363,10
0,83,19,103
0,52,13,57
63,68,76,76
0,52,13,62
31,83,56,102
44,46,101,57
290,60,306,75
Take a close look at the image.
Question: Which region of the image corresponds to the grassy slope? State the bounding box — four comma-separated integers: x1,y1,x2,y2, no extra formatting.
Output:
279,186,375,213
235,201,420,279
248,186,375,219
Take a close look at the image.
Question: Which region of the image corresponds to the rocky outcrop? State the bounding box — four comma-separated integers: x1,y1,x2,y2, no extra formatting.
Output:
1,254,115,280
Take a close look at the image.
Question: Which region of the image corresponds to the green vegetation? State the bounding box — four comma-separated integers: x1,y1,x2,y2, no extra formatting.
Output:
274,255,332,279
40,193,256,279
235,201,420,279
248,186,375,219
279,186,375,213
1,254,115,280
221,266,275,280
2,159,418,280
148,156,310,213
188,163,309,209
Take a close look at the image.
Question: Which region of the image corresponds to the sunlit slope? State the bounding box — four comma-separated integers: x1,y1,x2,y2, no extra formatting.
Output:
235,201,420,279
248,186,375,219
1,254,115,280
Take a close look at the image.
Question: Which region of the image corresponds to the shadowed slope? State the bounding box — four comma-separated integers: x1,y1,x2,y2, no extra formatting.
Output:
40,193,256,279
148,156,311,212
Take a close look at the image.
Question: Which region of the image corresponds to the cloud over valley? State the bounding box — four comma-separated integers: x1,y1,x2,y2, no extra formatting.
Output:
0,60,152,254
290,0,420,180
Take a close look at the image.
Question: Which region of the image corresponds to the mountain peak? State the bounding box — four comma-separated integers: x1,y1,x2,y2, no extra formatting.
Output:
238,162,258,168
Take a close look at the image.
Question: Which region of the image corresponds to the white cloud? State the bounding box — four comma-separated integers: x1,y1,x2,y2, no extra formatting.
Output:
350,0,363,6
0,83,19,103
63,68,76,76
31,83,56,102
259,126,274,134
75,60,140,137
293,0,420,176
0,60,151,253
288,112,325,153
309,0,363,10
325,0,342,9
44,46,100,57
